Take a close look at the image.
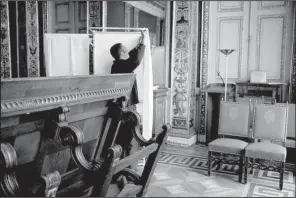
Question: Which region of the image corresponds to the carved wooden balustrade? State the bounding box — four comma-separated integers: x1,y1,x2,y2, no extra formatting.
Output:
0,74,135,197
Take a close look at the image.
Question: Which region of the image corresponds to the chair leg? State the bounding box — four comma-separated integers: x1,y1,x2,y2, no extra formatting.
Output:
250,158,254,174
244,157,248,184
239,156,244,183
208,151,212,176
279,162,285,191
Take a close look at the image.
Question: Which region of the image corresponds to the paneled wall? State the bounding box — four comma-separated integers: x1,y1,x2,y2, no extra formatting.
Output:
47,1,87,33
207,1,294,84
107,1,125,28
249,1,294,83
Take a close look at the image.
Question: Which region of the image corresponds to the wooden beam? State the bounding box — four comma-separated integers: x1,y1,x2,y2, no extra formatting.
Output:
124,1,165,19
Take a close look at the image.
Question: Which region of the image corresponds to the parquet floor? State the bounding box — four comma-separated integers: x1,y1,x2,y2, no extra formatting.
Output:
137,144,296,197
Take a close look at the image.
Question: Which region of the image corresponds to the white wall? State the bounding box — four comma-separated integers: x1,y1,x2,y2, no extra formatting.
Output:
207,1,294,84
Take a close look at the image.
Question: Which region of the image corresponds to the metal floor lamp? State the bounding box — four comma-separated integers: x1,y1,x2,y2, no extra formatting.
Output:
219,49,235,101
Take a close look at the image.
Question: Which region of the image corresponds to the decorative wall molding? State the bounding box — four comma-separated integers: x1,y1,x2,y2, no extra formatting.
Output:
215,16,243,80
0,1,11,79
256,15,287,81
199,1,210,142
133,7,139,28
217,1,244,13
124,1,165,19
125,3,131,31
26,1,40,77
258,1,287,10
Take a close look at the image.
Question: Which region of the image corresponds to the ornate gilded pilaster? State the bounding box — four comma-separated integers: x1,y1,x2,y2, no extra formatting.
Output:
26,1,40,77
199,1,210,143
125,3,131,31
1,1,11,79
168,1,199,146
133,7,139,28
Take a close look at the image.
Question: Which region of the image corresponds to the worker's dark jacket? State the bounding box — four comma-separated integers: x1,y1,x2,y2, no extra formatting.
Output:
111,44,145,106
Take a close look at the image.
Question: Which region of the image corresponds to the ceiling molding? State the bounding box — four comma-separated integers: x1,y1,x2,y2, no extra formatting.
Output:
124,1,165,19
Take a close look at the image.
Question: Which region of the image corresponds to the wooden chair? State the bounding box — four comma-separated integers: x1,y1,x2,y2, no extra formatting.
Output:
244,103,289,190
208,101,251,183
286,104,295,169
90,123,170,197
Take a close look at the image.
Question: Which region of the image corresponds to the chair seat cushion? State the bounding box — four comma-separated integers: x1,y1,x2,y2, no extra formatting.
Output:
208,138,248,154
245,142,286,162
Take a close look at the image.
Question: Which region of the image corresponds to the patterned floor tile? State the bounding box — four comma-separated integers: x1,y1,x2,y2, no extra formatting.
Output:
143,144,295,197
241,182,295,197
253,170,295,185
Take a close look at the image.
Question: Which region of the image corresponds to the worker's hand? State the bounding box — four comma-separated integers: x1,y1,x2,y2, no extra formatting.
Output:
140,30,147,44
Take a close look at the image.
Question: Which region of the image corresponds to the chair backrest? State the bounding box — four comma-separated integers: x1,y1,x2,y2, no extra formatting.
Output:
249,99,265,129
218,101,251,138
287,103,295,139
253,103,288,143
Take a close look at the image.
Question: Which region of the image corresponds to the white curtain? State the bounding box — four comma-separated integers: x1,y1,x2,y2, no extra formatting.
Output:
93,31,154,140
44,34,90,76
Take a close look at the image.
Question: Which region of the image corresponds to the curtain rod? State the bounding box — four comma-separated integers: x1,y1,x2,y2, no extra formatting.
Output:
88,27,148,31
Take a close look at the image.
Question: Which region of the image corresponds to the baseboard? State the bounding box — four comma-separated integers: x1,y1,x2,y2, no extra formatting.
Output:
166,134,197,147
